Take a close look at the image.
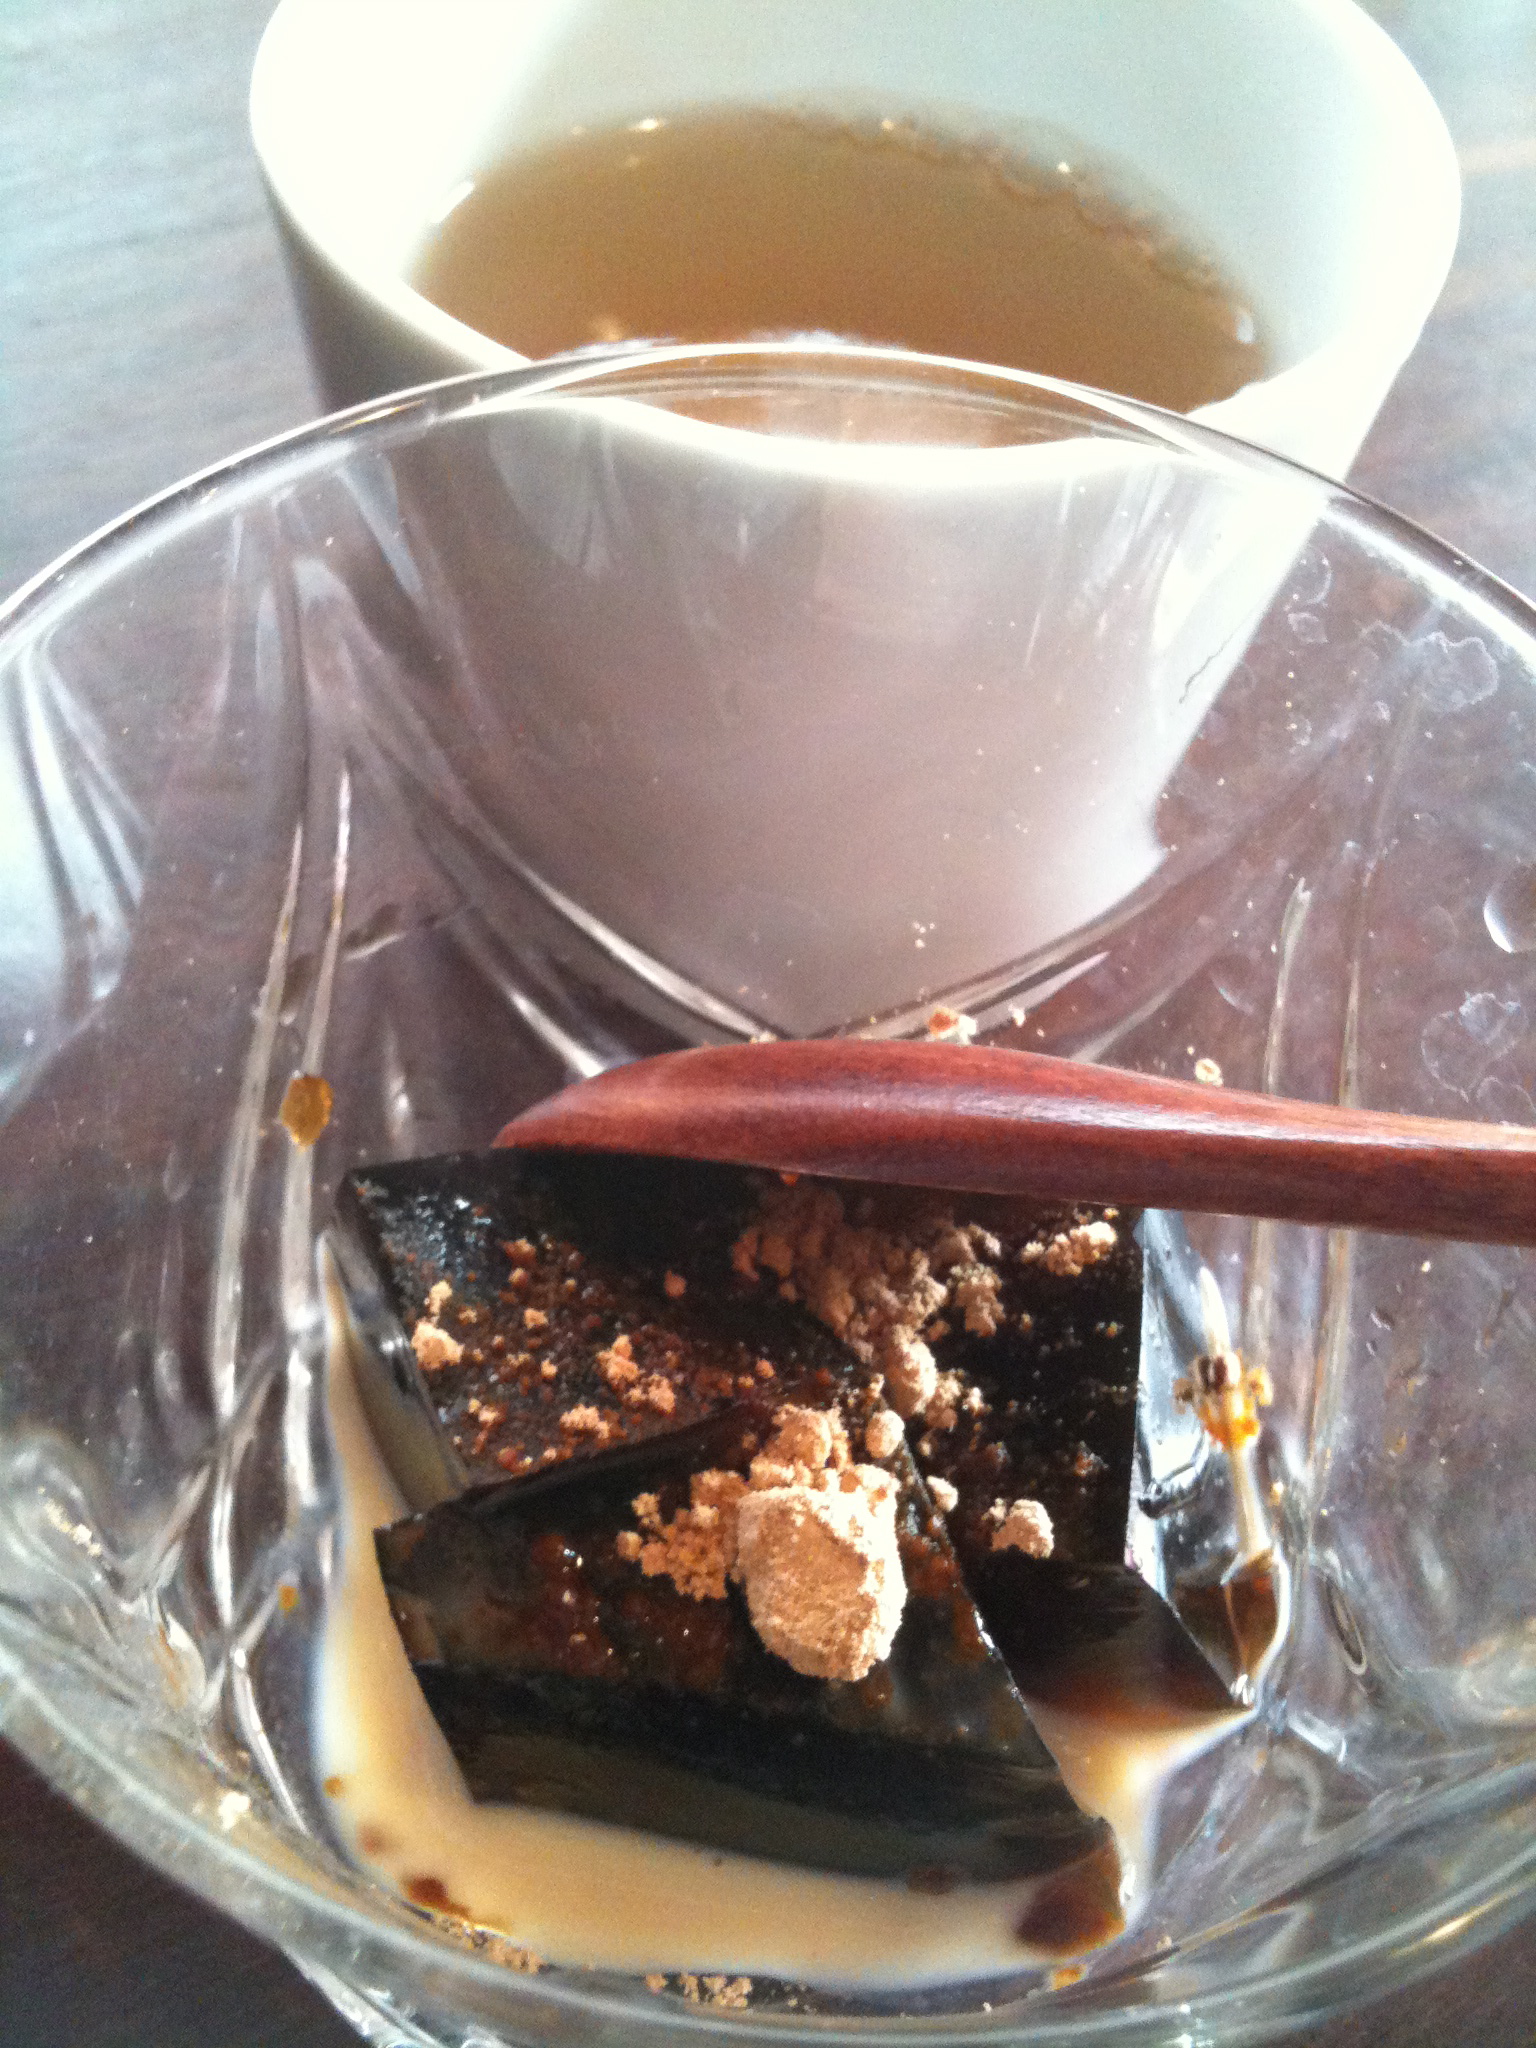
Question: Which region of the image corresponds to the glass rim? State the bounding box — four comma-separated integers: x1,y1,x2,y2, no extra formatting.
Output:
6,336,1536,664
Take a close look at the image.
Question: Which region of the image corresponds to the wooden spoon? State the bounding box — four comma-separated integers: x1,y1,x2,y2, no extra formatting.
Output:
496,1038,1536,1247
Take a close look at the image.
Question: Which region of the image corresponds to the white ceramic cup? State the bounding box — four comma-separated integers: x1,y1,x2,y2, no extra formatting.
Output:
251,0,1459,479
248,3,1460,1034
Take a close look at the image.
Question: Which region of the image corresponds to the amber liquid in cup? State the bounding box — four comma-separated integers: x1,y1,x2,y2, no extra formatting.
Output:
413,108,1267,412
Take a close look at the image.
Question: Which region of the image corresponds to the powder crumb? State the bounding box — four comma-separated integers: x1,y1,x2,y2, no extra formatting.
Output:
523,1306,549,1331
635,1469,749,1601
883,1330,938,1419
951,1264,1004,1336
426,1280,453,1317
502,1238,537,1267
215,1788,251,1831
628,1373,676,1416
539,1359,558,1381
483,1937,544,1975
645,1973,668,1994
988,1497,1054,1559
864,1407,904,1460
754,1404,849,1479
615,1530,643,1562
923,1369,965,1432
411,1319,463,1372
437,1916,545,1973
926,1005,978,1043
597,1333,639,1389
1194,1056,1224,1086
928,1476,959,1514
1020,1219,1118,1277
702,1976,753,2009
559,1404,610,1441
663,1270,688,1298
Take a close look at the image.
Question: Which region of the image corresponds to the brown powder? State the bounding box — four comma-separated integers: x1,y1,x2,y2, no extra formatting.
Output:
951,1264,1004,1336
863,1406,904,1460
882,1331,939,1420
735,1469,903,1680
559,1404,610,1441
988,1496,1055,1559
702,1975,753,2008
1020,1220,1118,1278
625,1405,906,1681
597,1333,639,1389
727,1183,1003,1434
924,1370,964,1433
675,1973,753,2007
628,1373,676,1416
752,1403,849,1479
411,1318,464,1372
633,1470,748,1601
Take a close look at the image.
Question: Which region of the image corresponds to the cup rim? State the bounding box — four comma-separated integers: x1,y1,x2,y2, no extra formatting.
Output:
248,0,1461,475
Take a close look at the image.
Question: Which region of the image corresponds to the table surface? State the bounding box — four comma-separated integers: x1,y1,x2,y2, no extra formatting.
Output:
2,2,1534,2043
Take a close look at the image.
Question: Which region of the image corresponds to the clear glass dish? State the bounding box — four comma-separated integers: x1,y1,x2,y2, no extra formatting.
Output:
0,343,1533,2047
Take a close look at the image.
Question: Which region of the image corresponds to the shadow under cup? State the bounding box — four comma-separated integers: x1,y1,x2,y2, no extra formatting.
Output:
1,348,1534,2042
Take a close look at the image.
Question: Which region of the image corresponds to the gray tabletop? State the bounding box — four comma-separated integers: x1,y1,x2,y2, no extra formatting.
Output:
1,2,1533,2043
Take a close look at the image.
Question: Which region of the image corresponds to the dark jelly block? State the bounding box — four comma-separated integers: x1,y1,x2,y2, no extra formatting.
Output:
909,1198,1145,1573
331,1150,862,1509
374,1390,1115,1889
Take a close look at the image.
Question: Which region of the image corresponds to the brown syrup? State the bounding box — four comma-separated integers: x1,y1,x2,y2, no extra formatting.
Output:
414,108,1266,412
1015,1838,1126,1954
1174,1555,1282,1692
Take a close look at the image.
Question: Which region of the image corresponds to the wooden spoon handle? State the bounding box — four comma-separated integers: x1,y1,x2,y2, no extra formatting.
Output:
497,1039,1536,1247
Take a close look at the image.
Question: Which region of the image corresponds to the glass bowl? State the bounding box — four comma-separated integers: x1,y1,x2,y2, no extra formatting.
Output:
1,343,1533,2047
